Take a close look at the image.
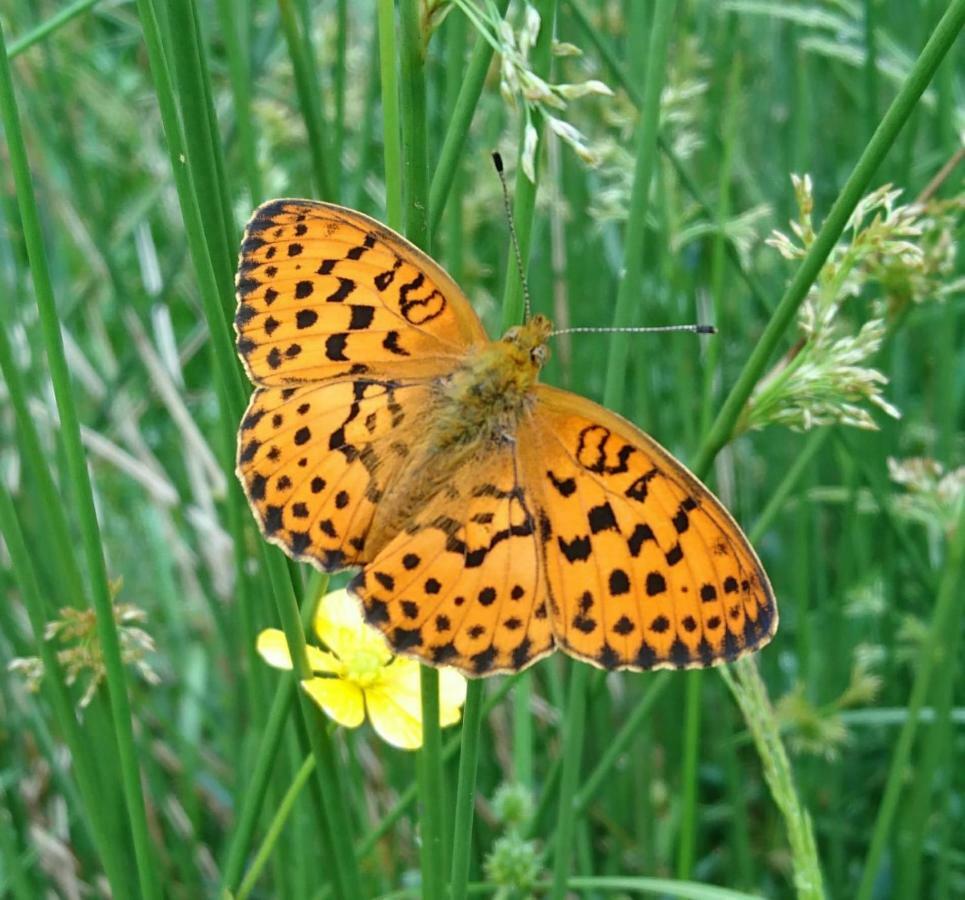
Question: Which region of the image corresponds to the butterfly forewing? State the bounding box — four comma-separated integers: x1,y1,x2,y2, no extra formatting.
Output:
235,199,486,386
525,385,777,671
238,377,435,569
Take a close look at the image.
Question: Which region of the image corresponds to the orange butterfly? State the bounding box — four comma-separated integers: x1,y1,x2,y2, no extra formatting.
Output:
235,200,777,676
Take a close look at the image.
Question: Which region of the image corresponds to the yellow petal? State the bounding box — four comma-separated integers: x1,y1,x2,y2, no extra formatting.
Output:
377,658,422,718
256,628,340,675
313,589,392,664
377,660,466,728
301,678,365,728
438,668,468,726
364,685,423,749
256,629,293,670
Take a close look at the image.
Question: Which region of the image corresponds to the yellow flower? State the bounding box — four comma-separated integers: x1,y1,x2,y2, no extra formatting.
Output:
256,589,467,750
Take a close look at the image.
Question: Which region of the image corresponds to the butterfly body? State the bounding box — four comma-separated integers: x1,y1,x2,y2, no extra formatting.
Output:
235,199,777,676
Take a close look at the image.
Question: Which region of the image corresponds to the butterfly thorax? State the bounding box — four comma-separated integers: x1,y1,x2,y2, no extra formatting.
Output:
363,316,551,555
432,314,552,449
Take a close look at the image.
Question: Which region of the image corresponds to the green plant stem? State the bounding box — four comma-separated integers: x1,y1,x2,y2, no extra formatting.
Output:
721,660,825,900
863,0,879,142
571,673,669,812
220,678,297,891
216,0,262,202
428,0,510,236
376,0,403,230
694,0,965,478
0,21,161,900
334,0,347,181
0,322,84,602
236,754,316,900
167,0,237,323
600,0,675,406
449,680,484,900
551,6,675,898
676,671,702,878
855,483,965,899
419,667,446,900
748,429,830,544
836,432,935,591
277,0,333,199
262,561,358,900
499,0,558,331
354,676,517,859
399,0,430,250
397,4,446,897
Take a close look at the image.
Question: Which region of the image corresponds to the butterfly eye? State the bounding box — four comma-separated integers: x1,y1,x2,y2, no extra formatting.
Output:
531,345,548,366
504,327,521,343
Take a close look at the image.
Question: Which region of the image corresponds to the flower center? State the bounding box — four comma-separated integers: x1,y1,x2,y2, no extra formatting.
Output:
344,649,385,687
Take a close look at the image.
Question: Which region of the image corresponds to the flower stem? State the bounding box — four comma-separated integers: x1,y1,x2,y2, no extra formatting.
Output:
418,667,447,900
277,0,334,199
450,680,485,900
720,660,825,900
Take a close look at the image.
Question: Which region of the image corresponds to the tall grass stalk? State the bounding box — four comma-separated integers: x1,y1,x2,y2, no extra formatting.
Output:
719,660,824,900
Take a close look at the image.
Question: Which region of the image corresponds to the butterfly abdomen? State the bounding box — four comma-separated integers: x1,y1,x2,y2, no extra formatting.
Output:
362,339,541,558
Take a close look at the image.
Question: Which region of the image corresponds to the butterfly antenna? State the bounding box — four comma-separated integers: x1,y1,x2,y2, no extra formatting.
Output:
492,152,533,321
551,324,717,337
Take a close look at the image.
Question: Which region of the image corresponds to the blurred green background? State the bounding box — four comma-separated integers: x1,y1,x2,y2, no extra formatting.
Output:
0,1,962,898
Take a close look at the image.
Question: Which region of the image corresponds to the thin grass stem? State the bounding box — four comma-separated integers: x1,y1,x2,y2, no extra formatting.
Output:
428,0,511,236
6,0,101,57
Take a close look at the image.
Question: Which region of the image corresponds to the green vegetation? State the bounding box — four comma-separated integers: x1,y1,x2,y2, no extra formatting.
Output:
0,1,962,898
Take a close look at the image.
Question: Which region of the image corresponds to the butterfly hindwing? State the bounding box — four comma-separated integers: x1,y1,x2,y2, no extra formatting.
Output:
237,376,434,569
525,385,777,671
349,447,555,676
235,199,487,386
